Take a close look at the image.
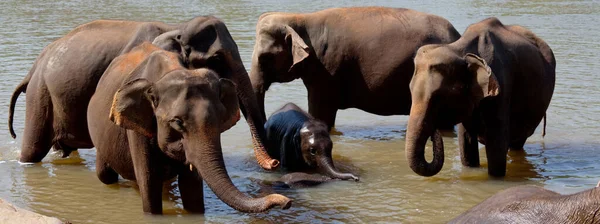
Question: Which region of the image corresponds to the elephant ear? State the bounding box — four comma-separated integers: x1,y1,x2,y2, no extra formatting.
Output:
284,26,309,72
465,53,500,101
109,78,156,138
218,78,240,132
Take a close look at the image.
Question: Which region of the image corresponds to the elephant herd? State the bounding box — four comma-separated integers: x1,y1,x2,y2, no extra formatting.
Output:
10,6,593,223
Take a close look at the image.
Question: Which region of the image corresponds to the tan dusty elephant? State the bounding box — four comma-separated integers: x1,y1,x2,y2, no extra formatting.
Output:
450,184,600,223
249,7,461,130
9,16,278,170
87,42,291,214
406,17,555,177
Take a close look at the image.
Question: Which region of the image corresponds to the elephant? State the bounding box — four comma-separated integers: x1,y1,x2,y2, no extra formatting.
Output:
405,17,555,177
87,42,291,214
249,7,461,131
8,16,278,170
264,103,358,181
449,184,600,223
271,172,333,189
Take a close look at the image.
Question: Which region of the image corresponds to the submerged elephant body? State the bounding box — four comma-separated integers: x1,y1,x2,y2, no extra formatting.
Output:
272,172,333,189
406,17,555,177
265,103,358,181
450,185,600,224
250,7,461,130
10,16,277,170
87,42,290,214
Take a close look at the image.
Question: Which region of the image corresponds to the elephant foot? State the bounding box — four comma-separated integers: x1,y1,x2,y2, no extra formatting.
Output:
53,141,77,158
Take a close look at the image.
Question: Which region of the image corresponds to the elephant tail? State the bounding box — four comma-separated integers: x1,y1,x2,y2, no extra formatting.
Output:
9,73,31,139
542,114,547,138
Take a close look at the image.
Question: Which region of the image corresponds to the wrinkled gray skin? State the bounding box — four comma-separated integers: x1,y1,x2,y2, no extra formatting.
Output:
87,43,291,214
406,17,555,177
450,185,600,224
8,19,174,162
264,103,358,181
9,16,278,170
250,7,461,131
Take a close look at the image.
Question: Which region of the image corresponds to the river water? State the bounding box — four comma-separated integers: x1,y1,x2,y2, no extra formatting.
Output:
0,0,598,223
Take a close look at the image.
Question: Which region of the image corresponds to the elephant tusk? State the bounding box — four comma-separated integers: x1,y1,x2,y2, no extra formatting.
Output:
190,164,194,171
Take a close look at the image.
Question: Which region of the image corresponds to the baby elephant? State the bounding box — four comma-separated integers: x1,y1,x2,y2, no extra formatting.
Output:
450,183,600,224
264,103,358,181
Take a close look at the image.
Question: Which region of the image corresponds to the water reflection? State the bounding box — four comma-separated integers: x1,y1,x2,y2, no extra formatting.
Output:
0,0,599,223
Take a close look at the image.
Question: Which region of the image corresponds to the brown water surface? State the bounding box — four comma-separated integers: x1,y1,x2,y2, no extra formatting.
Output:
0,0,599,223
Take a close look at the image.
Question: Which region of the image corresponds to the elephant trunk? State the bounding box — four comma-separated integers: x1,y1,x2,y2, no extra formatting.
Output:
405,105,445,177
249,67,267,122
189,135,291,213
231,63,279,170
317,155,359,181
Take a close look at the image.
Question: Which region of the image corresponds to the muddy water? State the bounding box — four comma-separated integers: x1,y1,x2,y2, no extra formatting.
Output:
0,0,599,223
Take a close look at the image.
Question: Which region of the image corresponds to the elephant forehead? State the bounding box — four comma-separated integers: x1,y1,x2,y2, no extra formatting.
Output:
158,69,217,84
415,47,461,66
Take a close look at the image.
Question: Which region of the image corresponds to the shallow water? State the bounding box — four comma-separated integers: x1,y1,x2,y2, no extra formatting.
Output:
0,0,599,223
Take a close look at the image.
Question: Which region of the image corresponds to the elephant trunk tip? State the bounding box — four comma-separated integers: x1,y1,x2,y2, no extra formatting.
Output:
265,194,292,210
339,173,359,182
254,144,280,170
259,158,280,170
408,129,445,177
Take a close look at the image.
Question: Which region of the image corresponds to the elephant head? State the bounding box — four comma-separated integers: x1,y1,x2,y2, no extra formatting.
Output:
406,45,499,177
299,121,359,181
109,66,291,212
152,16,279,170
249,15,310,121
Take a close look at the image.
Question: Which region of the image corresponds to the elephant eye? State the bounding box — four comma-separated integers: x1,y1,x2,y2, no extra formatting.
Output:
310,148,317,156
169,118,185,132
209,53,223,62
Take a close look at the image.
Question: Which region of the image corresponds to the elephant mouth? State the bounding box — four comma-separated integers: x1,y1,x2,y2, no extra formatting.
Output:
163,140,186,162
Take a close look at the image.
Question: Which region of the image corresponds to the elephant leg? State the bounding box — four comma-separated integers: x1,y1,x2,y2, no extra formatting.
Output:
307,86,339,131
53,141,77,158
127,130,163,214
483,118,509,177
19,88,53,163
458,122,480,167
178,166,205,213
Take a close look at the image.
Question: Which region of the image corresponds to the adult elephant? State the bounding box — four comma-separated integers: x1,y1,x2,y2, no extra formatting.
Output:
87,42,291,214
406,17,555,177
9,16,277,170
249,7,461,130
449,184,600,223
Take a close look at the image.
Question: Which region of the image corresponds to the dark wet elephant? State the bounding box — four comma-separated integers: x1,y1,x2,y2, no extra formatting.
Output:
450,184,600,223
87,43,291,214
405,17,555,177
249,7,461,130
9,16,278,170
264,103,358,181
